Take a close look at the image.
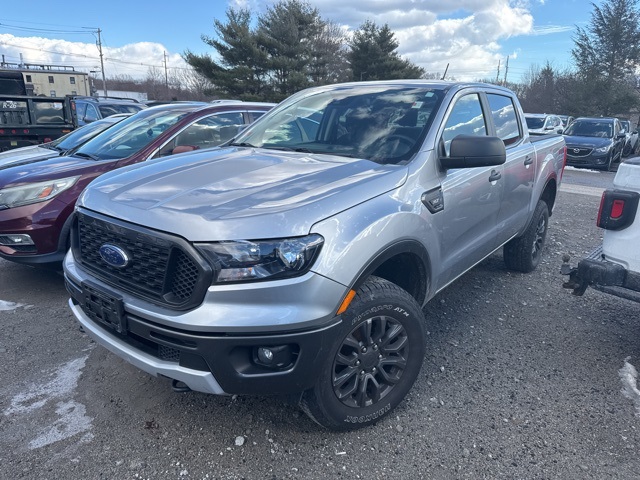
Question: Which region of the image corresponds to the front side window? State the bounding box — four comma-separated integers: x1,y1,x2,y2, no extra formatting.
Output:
157,111,245,156
441,93,488,156
486,94,521,146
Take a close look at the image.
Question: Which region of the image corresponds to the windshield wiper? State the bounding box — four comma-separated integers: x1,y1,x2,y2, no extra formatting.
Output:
42,143,63,152
74,152,100,161
228,142,257,148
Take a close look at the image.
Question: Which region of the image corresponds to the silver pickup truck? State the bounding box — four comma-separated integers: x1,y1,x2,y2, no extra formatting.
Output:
63,81,566,430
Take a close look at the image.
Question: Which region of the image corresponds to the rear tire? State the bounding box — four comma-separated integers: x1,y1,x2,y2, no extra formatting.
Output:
503,200,549,273
299,276,426,430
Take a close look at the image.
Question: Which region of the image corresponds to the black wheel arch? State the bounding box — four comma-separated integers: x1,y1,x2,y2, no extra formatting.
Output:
349,240,431,306
539,176,557,217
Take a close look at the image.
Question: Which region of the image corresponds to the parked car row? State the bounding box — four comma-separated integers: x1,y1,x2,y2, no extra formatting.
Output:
0,101,275,265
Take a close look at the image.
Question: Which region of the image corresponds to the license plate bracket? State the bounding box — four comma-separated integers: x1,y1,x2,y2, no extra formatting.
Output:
81,281,127,334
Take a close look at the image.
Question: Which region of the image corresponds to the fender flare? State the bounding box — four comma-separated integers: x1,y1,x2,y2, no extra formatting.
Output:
349,239,431,306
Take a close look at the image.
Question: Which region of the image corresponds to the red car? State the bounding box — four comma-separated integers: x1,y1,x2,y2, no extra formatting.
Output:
0,101,274,265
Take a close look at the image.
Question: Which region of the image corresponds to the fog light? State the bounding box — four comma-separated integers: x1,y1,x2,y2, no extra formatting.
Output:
257,347,274,363
255,345,294,369
0,234,35,246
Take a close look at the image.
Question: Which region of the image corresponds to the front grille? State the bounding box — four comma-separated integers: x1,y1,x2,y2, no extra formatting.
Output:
158,344,180,362
566,146,592,157
74,210,212,310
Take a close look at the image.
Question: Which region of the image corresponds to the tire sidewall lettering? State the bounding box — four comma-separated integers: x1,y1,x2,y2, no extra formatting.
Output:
351,304,410,325
344,403,391,424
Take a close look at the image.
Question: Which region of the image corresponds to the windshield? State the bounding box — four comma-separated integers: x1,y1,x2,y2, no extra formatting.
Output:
525,117,545,129
50,118,120,151
564,120,613,138
98,104,145,117
75,109,190,160
231,85,445,164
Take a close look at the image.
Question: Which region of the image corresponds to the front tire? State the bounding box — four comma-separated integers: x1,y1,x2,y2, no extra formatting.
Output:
300,276,426,430
503,200,549,273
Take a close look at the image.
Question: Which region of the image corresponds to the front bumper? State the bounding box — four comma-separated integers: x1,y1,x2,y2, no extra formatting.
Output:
565,152,610,169
64,254,347,395
0,197,72,265
562,244,640,303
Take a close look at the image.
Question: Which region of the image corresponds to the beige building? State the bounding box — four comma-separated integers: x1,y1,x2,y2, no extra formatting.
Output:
0,63,90,97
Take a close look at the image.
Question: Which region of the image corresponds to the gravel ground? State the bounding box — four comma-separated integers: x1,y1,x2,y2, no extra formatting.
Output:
1,169,639,480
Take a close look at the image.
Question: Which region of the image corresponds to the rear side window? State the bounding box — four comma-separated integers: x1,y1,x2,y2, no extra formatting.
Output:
442,93,487,156
486,94,521,146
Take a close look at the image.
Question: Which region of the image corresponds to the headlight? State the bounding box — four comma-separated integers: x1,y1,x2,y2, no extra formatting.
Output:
594,146,611,154
196,234,324,283
0,176,80,210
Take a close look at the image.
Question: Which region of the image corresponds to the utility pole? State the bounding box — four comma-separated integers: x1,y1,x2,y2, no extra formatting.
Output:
496,59,501,84
96,28,107,96
503,56,509,85
163,51,169,98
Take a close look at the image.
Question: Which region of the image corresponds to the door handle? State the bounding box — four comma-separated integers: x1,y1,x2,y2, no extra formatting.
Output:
489,169,501,182
524,155,533,166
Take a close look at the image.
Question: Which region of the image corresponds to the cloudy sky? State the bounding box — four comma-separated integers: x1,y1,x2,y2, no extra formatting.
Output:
0,0,589,83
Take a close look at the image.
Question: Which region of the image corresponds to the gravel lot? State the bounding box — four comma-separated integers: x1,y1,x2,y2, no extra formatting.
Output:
1,168,639,479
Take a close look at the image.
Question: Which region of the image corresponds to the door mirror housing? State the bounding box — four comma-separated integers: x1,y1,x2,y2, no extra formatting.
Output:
440,135,506,169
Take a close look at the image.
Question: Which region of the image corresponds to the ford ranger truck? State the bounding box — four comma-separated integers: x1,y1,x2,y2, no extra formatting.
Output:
63,81,566,430
562,158,640,303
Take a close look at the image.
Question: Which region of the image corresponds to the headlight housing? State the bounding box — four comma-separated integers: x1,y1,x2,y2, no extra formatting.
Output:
594,145,611,154
196,234,324,283
0,176,80,210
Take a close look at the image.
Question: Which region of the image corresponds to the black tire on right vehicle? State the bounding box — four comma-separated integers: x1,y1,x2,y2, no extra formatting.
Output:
299,276,426,430
503,199,549,273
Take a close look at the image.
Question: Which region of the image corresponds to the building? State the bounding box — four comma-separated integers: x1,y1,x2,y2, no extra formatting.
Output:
0,62,90,97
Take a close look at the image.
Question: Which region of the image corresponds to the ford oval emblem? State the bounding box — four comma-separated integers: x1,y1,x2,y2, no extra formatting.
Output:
99,244,130,268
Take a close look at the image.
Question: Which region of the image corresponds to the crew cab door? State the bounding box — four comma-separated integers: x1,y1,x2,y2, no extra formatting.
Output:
432,92,504,287
485,93,535,244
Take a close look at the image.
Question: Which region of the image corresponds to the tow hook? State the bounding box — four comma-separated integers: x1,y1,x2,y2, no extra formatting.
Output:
171,379,192,393
561,254,589,295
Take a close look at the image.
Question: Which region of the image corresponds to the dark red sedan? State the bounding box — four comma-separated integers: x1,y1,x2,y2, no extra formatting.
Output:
0,101,274,265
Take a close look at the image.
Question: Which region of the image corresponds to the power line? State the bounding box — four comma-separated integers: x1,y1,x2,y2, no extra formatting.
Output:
0,40,193,71
0,23,90,35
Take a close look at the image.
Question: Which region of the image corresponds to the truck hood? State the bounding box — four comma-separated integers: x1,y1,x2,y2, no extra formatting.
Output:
80,147,408,240
563,135,613,149
0,153,99,187
0,145,59,171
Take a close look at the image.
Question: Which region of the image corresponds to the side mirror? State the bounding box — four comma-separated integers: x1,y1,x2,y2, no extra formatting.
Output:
617,133,627,139
440,135,506,169
557,129,564,134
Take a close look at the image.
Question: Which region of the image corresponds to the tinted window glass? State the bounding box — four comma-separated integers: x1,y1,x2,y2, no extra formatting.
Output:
52,118,120,150
234,86,444,164
33,101,65,124
525,117,544,129
487,94,521,146
564,120,613,138
158,111,245,156
442,94,487,156
76,109,190,160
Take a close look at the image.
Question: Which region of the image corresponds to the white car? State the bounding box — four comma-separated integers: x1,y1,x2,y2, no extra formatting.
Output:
525,113,564,135
563,159,640,302
620,120,638,156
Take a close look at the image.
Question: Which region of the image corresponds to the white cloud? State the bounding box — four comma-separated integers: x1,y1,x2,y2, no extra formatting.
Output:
0,33,189,80
0,0,569,82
